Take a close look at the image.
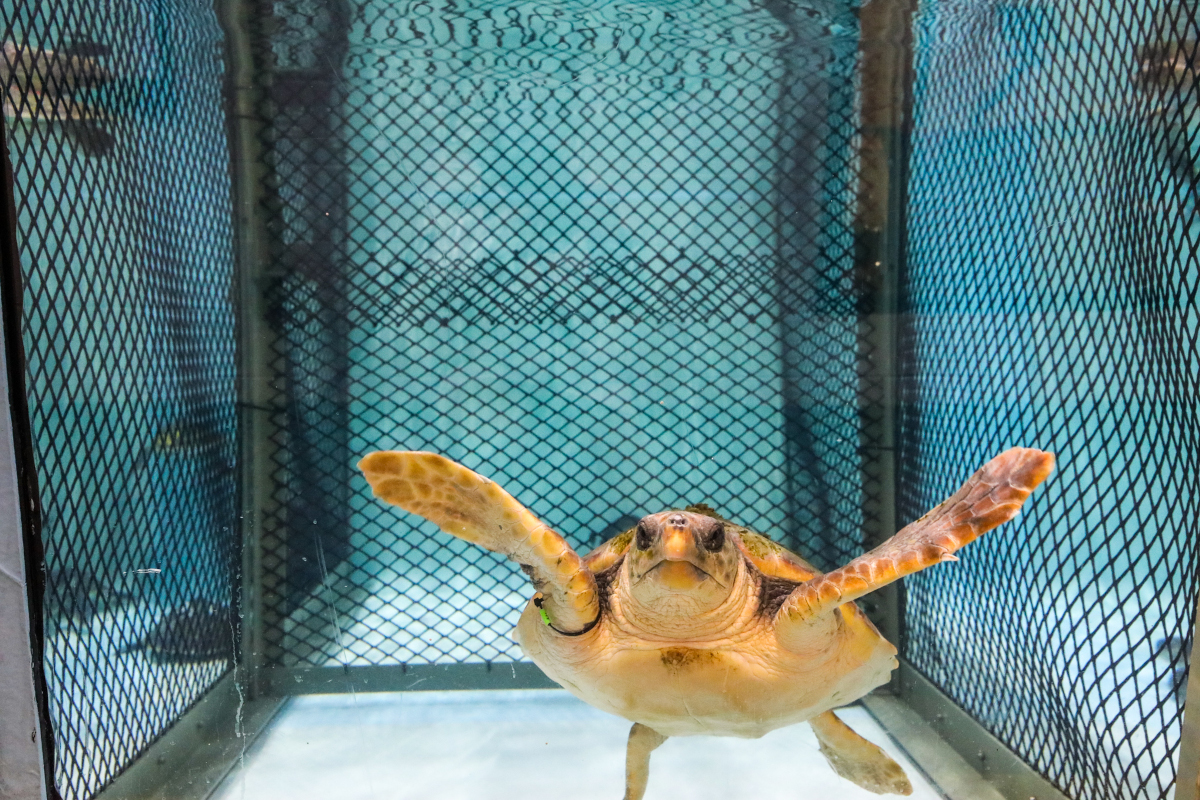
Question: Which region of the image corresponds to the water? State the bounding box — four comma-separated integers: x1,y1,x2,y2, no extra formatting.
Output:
1,0,1198,799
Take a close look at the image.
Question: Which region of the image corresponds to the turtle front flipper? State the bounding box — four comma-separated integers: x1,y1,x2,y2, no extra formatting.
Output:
358,451,599,632
778,447,1054,628
810,711,912,795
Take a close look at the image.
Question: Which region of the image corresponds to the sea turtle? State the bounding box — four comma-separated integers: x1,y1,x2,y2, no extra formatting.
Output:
359,447,1054,797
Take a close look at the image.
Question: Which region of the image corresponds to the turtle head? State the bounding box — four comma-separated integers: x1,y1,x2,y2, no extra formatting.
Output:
625,510,741,614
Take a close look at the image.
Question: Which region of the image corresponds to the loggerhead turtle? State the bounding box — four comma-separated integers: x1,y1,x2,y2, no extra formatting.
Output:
359,447,1054,797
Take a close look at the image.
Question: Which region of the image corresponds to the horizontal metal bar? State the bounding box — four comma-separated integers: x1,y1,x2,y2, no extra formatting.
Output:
97,671,285,800
897,661,1070,800
263,662,559,695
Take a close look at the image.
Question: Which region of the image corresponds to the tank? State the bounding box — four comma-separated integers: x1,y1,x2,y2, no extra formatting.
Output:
0,0,1196,799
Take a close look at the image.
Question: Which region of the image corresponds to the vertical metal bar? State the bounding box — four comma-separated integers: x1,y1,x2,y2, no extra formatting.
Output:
216,0,279,698
854,0,917,651
0,118,51,799
264,0,354,669
765,0,860,569
1177,596,1200,800
0,322,48,800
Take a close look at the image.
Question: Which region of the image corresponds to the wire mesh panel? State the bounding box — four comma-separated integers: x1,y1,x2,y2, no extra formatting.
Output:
253,0,872,668
1,1,239,797
899,2,1200,799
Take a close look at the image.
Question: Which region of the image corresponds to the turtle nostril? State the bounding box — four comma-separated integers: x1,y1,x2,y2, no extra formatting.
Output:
668,513,686,527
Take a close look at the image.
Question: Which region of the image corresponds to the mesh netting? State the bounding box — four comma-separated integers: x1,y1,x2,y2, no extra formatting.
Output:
7,0,1197,795
1,1,240,798
898,2,1200,799
252,0,873,667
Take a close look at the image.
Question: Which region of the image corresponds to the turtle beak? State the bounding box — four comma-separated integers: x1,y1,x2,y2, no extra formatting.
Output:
652,515,721,589
662,522,693,561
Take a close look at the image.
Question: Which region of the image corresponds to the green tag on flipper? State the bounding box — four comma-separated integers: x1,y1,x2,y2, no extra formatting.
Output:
539,607,552,626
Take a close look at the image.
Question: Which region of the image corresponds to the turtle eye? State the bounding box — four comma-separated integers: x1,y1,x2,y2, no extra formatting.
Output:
702,522,725,552
635,522,653,550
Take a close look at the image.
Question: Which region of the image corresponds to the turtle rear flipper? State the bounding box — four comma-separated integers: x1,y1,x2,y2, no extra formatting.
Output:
810,711,912,795
622,723,667,800
778,447,1054,628
359,450,599,632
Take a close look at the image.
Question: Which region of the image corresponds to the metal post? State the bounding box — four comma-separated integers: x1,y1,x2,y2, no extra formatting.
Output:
1177,596,1200,799
854,0,917,652
215,0,279,698
0,119,51,799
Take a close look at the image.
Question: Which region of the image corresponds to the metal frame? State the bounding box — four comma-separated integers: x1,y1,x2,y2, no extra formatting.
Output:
216,0,280,700
94,673,285,800
894,663,1071,800
846,4,1056,796
846,2,1200,799
0,116,51,800
0,425,47,800
862,692,1004,800
0,7,288,799
854,0,916,653
263,663,556,695
4,0,1192,797
253,0,356,669
1177,593,1200,800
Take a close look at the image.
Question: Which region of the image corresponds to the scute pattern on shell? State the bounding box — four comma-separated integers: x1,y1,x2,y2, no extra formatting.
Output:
583,527,635,573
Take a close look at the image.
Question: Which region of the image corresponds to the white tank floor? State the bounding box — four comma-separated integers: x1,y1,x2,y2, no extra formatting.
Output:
211,689,944,800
